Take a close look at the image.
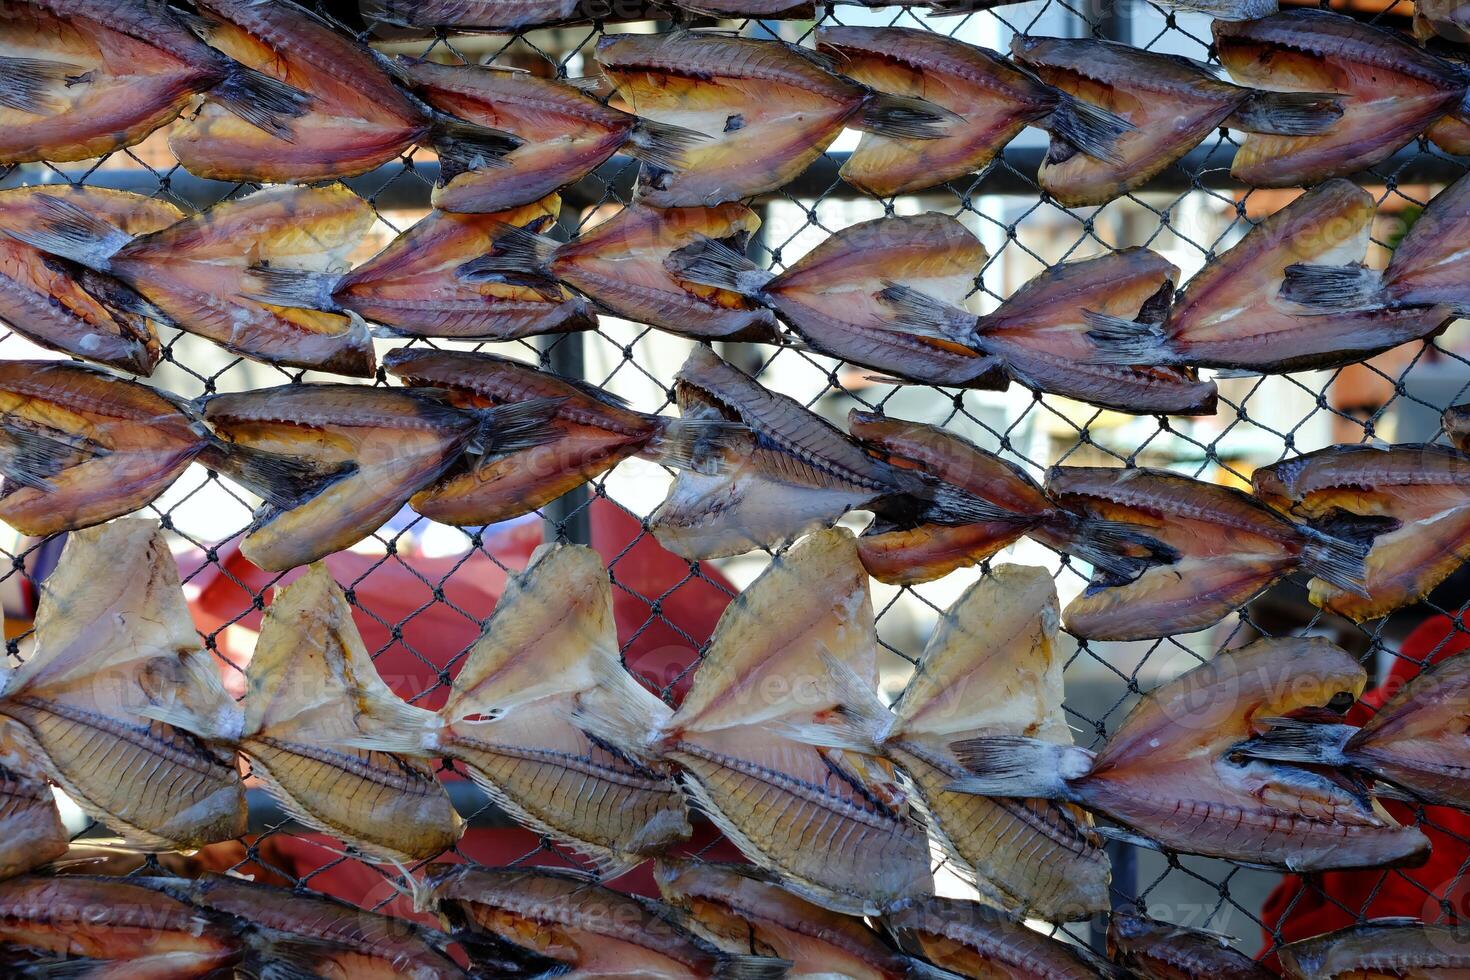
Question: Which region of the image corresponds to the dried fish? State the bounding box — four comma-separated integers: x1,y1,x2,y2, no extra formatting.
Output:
0,184,379,376
0,875,243,978
171,0,520,183
426,864,791,978
665,213,1008,389
1086,180,1451,374
1278,919,1470,978
595,30,955,207
0,0,309,164
0,360,346,537
1282,171,1470,318
1107,913,1274,979
401,59,707,214
458,201,781,343
203,383,560,572
880,566,1111,922
1252,443,1470,622
1417,0,1470,43
1214,10,1469,187
243,197,596,342
817,27,1133,197
950,637,1431,871
0,764,66,882
361,0,669,34
880,249,1217,415
0,519,246,849
926,0,1275,22
0,186,182,374
886,897,1117,979
847,411,1167,586
343,543,691,873
1009,36,1340,207
649,346,1009,561
1047,465,1369,641
649,528,933,915
655,858,951,979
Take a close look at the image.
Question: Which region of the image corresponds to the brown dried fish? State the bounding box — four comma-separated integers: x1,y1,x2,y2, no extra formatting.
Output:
951,637,1430,871
1107,913,1274,979
0,764,66,882
362,0,669,34
886,897,1116,979
1278,919,1470,978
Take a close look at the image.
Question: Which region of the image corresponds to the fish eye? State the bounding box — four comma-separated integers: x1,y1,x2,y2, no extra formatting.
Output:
1326,690,1356,713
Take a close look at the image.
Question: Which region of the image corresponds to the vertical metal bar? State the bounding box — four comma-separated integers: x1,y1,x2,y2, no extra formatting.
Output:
539,205,592,546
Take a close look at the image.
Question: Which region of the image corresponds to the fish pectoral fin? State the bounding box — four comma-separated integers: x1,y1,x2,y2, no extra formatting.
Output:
947,735,1091,799
1229,89,1345,137
1278,262,1387,312
198,440,356,510
0,54,84,115
209,63,316,142
642,417,748,474
875,281,977,345
1081,309,1172,366
0,419,107,493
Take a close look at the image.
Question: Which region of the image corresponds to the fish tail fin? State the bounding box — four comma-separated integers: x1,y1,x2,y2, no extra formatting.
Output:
1155,0,1277,18
1082,309,1173,366
209,63,314,141
0,424,106,492
947,735,1090,799
1298,526,1371,597
714,957,795,980
1,195,132,272
858,92,960,140
1236,718,1356,767
0,55,83,114
468,397,566,456
626,117,710,172
1046,94,1134,165
198,440,355,510
456,223,558,283
1231,90,1344,137
664,237,774,295
1054,513,1178,581
1279,262,1388,312
876,283,977,345
921,483,1040,531
240,265,344,311
643,417,748,473
428,116,521,177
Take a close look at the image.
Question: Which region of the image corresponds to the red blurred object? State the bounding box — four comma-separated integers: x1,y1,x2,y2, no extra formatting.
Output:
1259,615,1470,969
179,499,741,902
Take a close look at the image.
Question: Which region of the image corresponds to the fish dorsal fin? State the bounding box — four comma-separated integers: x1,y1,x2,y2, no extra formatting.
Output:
891,565,1067,743
667,528,880,736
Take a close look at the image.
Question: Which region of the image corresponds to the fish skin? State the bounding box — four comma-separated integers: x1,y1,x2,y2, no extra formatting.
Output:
1047,465,1355,640
1278,919,1470,979
424,864,790,977
1380,171,1470,315
0,186,180,374
883,566,1111,922
0,875,243,978
651,528,934,915
885,897,1114,979
0,520,246,850
0,764,67,881
362,0,669,33
654,858,935,979
384,348,661,526
1214,9,1469,187
1252,443,1470,622
1106,913,1274,980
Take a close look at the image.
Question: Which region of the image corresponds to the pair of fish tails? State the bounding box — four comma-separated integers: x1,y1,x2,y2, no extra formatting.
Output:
1277,920,1470,978
1108,913,1274,979
0,519,247,850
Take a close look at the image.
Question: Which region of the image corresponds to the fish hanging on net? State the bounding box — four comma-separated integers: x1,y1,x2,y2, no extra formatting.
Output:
0,875,244,978
1213,9,1470,187
846,410,1168,586
646,528,933,915
594,29,956,207
815,26,1134,197
0,186,183,375
456,201,781,343
398,59,708,215
654,858,962,979
340,543,693,875
949,636,1431,872
1107,912,1275,980
1277,919,1470,978
360,0,670,34
885,897,1121,979
924,0,1275,21
382,347,743,527
171,0,521,184
0,0,310,165
0,360,352,537
1046,465,1370,641
647,346,1009,562
1008,36,1342,207
423,864,792,978
877,248,1217,415
0,184,379,377
0,519,246,849
1282,170,1470,320
664,213,1007,389
1084,180,1452,375
1251,443,1470,623
241,196,597,342
202,383,562,572
877,565,1112,923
